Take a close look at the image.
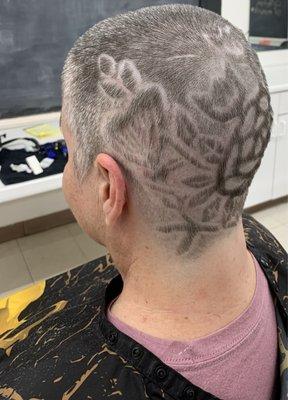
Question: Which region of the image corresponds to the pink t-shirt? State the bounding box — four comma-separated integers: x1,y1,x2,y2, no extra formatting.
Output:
107,251,279,400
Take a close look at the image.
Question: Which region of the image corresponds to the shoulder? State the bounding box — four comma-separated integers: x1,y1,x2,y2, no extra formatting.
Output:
0,254,152,399
0,253,117,371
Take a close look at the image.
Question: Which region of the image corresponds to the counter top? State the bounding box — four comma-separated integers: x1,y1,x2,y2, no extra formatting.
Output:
264,64,288,93
0,118,64,203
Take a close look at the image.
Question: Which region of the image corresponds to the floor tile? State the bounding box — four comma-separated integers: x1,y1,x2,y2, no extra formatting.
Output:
17,225,87,282
269,202,288,225
250,208,284,230
0,240,33,296
66,222,107,261
66,222,82,236
270,224,288,251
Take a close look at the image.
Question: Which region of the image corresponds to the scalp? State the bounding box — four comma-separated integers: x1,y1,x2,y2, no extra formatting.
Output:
61,4,273,259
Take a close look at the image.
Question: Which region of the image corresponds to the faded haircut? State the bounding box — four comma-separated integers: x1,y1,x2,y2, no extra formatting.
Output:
61,4,273,259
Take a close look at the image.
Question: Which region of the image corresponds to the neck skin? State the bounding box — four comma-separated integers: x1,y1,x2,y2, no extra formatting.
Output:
109,218,257,341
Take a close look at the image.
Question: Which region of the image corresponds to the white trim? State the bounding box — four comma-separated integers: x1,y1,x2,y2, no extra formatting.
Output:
0,111,61,130
257,49,288,67
0,173,63,204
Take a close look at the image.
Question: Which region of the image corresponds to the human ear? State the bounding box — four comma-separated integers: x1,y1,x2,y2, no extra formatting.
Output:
94,153,126,226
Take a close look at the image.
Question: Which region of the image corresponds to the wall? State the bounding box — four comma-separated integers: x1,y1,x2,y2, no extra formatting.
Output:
221,0,251,37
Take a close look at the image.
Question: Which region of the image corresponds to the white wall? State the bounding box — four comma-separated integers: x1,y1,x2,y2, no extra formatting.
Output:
221,0,251,37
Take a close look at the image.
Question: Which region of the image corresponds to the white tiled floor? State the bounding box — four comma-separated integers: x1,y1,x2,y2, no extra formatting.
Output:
0,201,287,298
0,223,106,298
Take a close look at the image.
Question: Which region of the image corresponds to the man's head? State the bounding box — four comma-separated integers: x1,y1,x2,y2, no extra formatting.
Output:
61,4,272,261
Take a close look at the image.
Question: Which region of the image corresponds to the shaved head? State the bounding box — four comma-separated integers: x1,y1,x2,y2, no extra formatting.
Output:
61,4,272,259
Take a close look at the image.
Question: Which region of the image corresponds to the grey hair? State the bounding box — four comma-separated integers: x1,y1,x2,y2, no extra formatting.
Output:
61,4,273,259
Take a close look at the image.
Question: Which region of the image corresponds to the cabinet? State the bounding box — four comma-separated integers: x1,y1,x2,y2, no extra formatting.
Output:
245,138,276,207
245,95,288,208
272,113,288,199
244,51,288,209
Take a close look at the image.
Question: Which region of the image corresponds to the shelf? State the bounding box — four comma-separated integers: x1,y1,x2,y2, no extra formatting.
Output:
0,173,63,204
0,116,64,204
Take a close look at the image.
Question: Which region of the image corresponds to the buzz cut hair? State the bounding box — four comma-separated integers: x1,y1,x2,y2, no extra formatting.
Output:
61,4,273,259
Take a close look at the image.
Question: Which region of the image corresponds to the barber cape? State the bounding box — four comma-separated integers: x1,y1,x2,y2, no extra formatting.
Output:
0,213,287,400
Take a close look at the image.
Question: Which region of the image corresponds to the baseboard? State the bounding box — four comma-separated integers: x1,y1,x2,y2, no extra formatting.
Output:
244,196,288,215
0,209,76,244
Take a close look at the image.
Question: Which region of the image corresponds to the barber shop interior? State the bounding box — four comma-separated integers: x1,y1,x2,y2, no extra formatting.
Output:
0,1,287,399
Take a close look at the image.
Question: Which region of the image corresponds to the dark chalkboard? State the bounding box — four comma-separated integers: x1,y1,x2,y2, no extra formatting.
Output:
249,0,288,39
0,0,199,119
200,0,221,15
